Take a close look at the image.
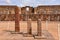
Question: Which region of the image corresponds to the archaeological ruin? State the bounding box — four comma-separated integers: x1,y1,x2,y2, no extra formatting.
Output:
0,5,60,39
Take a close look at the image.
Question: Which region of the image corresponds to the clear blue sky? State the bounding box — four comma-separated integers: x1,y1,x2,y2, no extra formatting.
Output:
0,0,60,7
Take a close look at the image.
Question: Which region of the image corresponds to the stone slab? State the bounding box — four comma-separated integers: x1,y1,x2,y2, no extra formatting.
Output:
23,33,33,37
34,35,46,39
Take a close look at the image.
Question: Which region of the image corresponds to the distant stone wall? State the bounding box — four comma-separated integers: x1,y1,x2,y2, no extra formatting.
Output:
34,6,60,21
0,6,60,21
0,6,21,21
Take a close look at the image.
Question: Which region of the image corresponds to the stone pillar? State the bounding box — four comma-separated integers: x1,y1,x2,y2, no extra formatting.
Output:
34,19,46,39
15,7,20,32
27,19,32,34
23,18,33,37
37,19,42,36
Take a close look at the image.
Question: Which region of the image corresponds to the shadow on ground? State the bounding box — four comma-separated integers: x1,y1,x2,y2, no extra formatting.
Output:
43,30,56,40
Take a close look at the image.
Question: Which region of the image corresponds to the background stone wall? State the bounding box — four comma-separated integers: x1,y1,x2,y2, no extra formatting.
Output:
0,6,60,21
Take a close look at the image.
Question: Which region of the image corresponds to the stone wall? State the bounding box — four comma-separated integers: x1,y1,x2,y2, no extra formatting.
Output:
0,6,21,21
34,6,60,21
0,5,60,21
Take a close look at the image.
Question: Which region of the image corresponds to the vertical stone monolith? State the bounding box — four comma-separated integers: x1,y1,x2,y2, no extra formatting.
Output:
15,7,20,32
27,19,32,34
37,19,42,36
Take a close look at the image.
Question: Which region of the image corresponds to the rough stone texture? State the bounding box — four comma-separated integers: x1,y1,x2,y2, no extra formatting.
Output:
15,7,20,32
0,6,60,21
0,5,60,40
0,21,59,40
37,19,42,36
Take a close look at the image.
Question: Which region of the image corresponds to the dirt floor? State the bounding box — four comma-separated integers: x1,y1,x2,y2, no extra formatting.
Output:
0,21,59,40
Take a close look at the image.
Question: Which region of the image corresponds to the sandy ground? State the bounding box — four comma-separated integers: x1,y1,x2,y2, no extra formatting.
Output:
0,21,59,40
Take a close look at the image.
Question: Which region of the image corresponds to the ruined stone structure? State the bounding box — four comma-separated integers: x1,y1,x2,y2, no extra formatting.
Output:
34,6,60,21
0,6,15,21
0,5,60,39
0,5,21,32
21,6,34,21
0,5,60,21
0,5,21,21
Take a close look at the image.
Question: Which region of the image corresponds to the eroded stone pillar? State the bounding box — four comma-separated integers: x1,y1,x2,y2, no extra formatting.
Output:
34,17,46,39
37,19,42,36
23,18,33,37
27,19,32,34
15,7,20,32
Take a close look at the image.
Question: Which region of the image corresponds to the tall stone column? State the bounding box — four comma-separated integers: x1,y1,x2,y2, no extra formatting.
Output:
23,18,33,37
15,7,20,32
34,19,46,39
27,19,32,34
37,19,42,36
